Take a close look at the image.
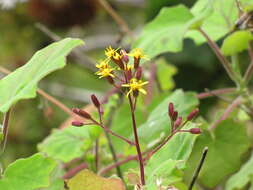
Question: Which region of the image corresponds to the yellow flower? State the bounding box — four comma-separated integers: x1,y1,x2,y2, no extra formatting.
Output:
95,60,115,78
105,46,119,59
96,59,109,69
128,48,149,60
122,78,149,97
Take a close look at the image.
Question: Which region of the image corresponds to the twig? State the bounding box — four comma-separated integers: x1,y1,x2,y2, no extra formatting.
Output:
98,154,138,175
1,109,11,154
0,66,76,118
243,43,253,85
145,131,178,161
197,88,236,99
209,96,242,130
35,23,96,71
63,163,88,179
188,147,208,190
97,0,132,37
92,120,135,146
198,28,237,83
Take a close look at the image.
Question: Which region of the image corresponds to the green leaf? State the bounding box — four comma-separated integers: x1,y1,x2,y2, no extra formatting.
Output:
138,90,199,144
67,169,125,190
38,126,92,162
133,5,194,59
156,58,177,91
0,153,56,190
221,30,253,55
225,153,253,190
185,119,250,188
187,0,237,44
0,38,84,113
146,123,198,189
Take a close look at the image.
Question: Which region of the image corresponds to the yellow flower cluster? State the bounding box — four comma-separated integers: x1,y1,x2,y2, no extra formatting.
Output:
95,46,149,97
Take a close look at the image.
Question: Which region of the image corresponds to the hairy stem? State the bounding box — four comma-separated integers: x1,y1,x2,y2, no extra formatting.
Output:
93,120,135,146
198,28,237,84
128,96,145,185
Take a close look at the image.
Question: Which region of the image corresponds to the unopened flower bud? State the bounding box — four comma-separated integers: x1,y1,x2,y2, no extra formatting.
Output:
187,108,199,121
120,49,129,63
174,117,182,128
189,128,202,134
126,70,132,81
134,57,140,69
168,103,174,118
91,94,100,109
72,108,92,120
136,67,142,80
172,111,178,121
71,121,84,127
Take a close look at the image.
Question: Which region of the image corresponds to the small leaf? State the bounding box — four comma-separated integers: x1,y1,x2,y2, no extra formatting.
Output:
225,153,253,190
133,5,194,59
38,126,92,162
67,169,125,190
0,153,56,190
0,38,84,113
221,30,253,55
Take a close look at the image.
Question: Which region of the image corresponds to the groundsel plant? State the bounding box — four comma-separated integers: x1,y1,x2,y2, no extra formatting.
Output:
71,46,201,188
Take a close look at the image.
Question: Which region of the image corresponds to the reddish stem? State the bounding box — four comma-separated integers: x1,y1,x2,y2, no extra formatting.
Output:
128,96,145,185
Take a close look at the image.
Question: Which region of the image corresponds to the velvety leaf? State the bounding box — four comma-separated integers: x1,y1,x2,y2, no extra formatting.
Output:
221,30,253,55
133,5,194,58
156,58,177,91
67,169,125,190
138,89,199,144
0,38,84,113
39,166,65,190
38,126,93,162
186,0,236,44
0,154,56,190
225,153,253,190
185,120,250,188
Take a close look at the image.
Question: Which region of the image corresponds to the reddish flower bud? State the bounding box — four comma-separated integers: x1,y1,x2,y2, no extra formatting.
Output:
134,57,140,69
113,58,125,70
174,117,182,128
136,67,142,80
126,70,132,81
120,49,129,63
172,111,178,121
187,108,199,121
72,108,92,120
189,128,202,134
91,94,100,108
106,76,114,84
168,103,174,118
71,121,84,127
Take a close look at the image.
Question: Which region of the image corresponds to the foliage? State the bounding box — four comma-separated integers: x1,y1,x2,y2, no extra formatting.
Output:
2,0,253,190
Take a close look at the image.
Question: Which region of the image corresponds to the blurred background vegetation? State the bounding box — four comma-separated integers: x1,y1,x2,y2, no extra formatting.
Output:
0,0,233,166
